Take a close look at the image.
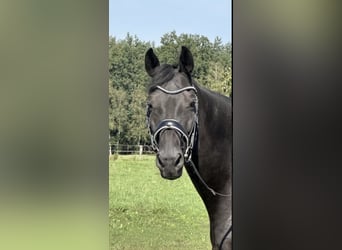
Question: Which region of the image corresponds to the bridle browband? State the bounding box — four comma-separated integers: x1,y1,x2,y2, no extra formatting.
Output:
155,85,197,94
147,85,198,162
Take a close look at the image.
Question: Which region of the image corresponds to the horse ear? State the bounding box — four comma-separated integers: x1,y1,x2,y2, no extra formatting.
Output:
145,48,160,77
179,46,194,74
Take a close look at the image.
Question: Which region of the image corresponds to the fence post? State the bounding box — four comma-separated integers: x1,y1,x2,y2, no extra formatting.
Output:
139,145,143,155
109,143,112,156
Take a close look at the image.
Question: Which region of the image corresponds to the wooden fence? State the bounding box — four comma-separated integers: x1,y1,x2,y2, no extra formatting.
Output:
109,144,154,155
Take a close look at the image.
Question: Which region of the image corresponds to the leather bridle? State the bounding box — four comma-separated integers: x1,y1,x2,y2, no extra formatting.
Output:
146,85,198,162
146,84,232,249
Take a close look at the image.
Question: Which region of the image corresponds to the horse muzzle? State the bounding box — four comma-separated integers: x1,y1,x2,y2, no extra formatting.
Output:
156,151,184,180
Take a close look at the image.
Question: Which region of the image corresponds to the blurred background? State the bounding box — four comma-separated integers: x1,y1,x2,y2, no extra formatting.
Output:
0,1,108,249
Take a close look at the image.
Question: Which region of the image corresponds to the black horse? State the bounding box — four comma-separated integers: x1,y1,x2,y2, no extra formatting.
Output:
145,46,232,250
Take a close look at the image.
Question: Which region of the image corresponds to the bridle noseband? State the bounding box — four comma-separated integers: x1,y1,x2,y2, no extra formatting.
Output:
146,85,198,162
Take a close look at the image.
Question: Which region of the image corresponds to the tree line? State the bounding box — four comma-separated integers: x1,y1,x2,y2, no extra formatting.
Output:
109,31,231,147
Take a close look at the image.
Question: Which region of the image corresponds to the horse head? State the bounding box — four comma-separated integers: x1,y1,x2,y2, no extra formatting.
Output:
145,46,198,180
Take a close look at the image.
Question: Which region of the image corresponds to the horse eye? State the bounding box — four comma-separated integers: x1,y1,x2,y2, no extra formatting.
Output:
187,102,195,112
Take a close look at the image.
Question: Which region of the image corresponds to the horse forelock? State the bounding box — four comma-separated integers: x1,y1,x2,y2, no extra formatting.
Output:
148,64,192,93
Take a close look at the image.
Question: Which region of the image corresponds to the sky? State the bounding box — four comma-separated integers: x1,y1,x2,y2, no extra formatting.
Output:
109,0,231,45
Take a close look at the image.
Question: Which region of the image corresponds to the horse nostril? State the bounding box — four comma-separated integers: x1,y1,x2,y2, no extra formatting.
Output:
157,153,182,167
174,153,182,166
157,154,163,167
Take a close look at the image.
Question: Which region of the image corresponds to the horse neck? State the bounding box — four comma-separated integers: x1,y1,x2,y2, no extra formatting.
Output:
196,85,231,137
188,83,232,197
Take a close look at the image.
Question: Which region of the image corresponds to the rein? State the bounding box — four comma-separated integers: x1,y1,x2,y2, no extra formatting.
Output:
219,225,232,250
185,159,230,197
185,159,232,249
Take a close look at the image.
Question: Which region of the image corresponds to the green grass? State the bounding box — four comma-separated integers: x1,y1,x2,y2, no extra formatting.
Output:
110,155,211,250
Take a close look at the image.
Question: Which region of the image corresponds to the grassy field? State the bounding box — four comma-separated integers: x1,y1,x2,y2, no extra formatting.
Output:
109,155,211,250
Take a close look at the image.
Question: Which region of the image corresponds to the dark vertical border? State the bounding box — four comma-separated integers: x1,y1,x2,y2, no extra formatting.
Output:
233,1,342,249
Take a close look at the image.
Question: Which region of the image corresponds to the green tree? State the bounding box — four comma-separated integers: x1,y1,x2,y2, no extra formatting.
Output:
127,86,149,145
109,81,128,146
207,62,231,96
